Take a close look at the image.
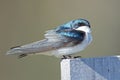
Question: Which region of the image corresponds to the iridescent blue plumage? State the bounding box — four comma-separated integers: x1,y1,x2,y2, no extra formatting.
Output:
56,30,85,41
71,19,90,28
55,19,88,42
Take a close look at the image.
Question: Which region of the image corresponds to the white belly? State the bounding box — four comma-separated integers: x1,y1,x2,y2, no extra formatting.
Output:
52,33,92,57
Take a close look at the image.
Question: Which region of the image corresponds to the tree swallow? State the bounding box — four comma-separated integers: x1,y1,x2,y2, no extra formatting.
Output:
6,19,92,58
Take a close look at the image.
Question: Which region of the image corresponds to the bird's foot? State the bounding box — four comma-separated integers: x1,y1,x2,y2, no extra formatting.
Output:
74,56,81,58
61,55,82,60
61,55,72,59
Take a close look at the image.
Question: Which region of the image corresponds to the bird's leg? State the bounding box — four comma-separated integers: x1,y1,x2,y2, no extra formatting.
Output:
61,56,67,61
61,55,73,59
68,55,72,59
61,55,77,60
74,56,82,58
61,55,67,59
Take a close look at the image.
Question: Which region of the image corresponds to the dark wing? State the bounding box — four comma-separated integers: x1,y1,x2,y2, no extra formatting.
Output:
56,26,85,45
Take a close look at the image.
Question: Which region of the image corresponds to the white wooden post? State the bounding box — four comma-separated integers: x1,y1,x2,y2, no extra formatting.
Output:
61,56,120,80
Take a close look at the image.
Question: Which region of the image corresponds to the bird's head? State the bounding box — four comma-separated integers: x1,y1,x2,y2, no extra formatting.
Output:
56,19,91,33
55,19,92,46
71,19,91,33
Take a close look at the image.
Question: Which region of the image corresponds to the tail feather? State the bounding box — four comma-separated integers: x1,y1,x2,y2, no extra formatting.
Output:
7,46,27,55
6,39,65,56
6,39,48,55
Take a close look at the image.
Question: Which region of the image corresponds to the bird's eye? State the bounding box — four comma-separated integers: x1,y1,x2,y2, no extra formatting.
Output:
73,23,85,29
77,23,85,26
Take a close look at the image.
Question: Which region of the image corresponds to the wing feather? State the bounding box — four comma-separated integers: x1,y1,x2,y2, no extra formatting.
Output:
6,30,67,56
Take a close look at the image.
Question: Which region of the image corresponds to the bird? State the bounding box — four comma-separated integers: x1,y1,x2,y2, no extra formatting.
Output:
6,19,92,59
